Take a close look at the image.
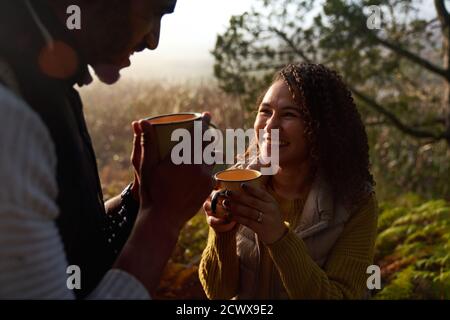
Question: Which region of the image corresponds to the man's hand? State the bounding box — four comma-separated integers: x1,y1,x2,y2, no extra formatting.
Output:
130,112,214,208
130,121,143,201
115,113,214,295
134,113,214,232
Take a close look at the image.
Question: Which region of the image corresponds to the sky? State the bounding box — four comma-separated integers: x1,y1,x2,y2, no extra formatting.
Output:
119,0,254,81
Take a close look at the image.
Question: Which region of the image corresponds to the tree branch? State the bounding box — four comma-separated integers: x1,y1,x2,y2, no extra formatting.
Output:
395,69,439,101
350,85,447,141
404,18,439,37
412,117,447,127
268,27,312,63
372,35,449,80
435,0,450,29
269,23,448,80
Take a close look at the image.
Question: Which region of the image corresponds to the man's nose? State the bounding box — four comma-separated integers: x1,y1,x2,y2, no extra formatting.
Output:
145,33,159,50
145,24,161,50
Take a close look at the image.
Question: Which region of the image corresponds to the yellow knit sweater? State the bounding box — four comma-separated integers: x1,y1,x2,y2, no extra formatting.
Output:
198,190,378,299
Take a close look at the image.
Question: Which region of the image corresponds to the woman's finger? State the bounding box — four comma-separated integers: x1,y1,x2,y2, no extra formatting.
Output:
203,200,212,215
207,215,227,226
224,199,260,222
241,183,275,203
226,189,266,212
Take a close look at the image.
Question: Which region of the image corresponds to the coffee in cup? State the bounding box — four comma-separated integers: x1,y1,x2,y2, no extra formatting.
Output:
211,168,263,218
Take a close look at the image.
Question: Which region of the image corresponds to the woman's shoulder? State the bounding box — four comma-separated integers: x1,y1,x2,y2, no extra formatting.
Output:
348,190,379,222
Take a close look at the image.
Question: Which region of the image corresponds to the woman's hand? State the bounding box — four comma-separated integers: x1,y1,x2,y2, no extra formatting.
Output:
225,183,288,245
203,192,237,233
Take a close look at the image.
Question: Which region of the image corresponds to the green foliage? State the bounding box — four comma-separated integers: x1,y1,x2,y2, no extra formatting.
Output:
374,266,416,299
376,225,412,258
374,197,450,299
377,207,408,232
369,126,450,200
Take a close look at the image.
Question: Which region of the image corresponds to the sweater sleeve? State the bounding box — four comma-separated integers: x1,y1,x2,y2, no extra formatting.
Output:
198,227,240,299
0,85,149,299
266,193,378,299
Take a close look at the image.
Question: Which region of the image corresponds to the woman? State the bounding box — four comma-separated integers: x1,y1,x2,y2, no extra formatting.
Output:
198,63,378,299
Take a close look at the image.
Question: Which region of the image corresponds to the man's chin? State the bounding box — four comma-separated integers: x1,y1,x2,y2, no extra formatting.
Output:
92,64,122,85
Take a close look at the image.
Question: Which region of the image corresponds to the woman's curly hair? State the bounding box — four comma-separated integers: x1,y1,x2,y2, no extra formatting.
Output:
273,63,375,206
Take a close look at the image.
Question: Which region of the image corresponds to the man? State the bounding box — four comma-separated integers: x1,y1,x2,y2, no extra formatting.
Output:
0,0,213,299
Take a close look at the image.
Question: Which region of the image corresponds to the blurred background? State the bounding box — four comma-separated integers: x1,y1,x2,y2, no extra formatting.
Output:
79,0,450,299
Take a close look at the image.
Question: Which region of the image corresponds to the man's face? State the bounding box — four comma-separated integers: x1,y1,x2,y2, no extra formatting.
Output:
81,0,177,84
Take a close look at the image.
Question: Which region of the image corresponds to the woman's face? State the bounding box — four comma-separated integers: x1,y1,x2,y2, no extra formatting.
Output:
254,80,310,168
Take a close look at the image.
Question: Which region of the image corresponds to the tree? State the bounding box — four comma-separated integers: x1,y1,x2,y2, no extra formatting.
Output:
213,0,450,146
